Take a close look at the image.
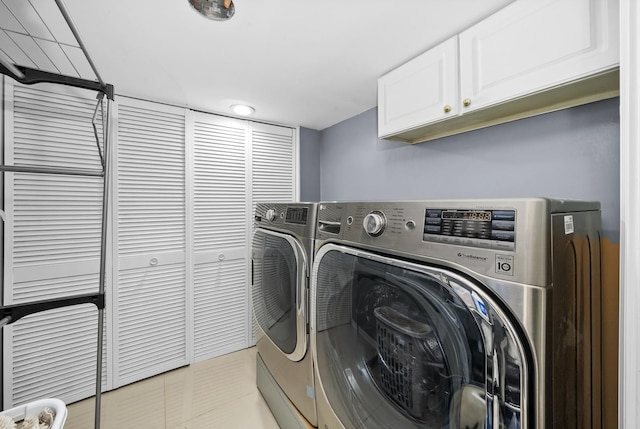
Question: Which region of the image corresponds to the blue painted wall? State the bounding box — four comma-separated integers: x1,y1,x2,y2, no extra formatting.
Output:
301,97,620,240
299,127,321,202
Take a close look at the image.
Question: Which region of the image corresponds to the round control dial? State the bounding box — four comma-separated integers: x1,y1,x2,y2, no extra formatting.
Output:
265,208,277,222
363,210,387,237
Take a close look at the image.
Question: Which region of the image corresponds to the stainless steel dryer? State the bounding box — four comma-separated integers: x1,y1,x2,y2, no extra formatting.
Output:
252,202,318,427
311,198,602,429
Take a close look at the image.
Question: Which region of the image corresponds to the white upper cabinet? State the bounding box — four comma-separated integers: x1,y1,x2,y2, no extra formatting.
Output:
378,37,459,137
458,0,619,113
378,0,620,144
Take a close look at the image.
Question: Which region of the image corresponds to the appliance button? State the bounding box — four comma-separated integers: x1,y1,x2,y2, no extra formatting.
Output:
491,230,515,242
492,210,516,221
475,240,492,249
423,234,439,242
493,241,515,251
425,224,442,234
492,220,515,231
426,209,442,218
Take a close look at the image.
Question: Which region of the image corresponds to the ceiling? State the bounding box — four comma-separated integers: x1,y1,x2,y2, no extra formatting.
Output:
1,0,515,130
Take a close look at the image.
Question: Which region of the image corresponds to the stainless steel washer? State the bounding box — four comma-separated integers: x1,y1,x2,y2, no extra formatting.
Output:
252,202,317,427
311,198,602,429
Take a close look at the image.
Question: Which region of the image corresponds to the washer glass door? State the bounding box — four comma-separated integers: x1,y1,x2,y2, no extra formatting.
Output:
312,245,528,429
252,228,308,360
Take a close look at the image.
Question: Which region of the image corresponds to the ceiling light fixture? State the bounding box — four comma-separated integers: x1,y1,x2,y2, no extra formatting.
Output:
231,104,255,116
188,0,235,21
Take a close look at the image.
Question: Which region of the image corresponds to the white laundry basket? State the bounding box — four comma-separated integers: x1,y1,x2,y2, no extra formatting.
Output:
0,398,67,429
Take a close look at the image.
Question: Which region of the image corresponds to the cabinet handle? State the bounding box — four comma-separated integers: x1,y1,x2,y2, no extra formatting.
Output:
463,98,471,107
443,105,452,113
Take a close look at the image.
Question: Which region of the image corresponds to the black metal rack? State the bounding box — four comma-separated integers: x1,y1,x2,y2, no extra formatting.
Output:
0,1,114,428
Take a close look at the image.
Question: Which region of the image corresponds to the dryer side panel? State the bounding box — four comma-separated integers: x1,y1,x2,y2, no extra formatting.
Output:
550,210,602,429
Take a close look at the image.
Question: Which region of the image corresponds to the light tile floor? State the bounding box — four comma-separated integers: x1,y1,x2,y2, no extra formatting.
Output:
64,347,280,429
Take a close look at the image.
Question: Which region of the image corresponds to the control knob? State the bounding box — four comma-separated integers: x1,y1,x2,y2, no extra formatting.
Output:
265,209,277,222
363,211,387,237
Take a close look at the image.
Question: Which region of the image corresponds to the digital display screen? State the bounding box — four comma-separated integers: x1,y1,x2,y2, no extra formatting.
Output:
285,207,308,225
442,210,492,221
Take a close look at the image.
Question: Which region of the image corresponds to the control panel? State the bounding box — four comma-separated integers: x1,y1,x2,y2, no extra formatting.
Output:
316,199,600,286
423,208,516,251
255,203,318,241
256,207,309,225
285,207,309,225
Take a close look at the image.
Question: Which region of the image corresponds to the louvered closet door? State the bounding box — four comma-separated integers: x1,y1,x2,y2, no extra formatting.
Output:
2,82,107,407
250,122,297,345
188,111,250,362
251,122,297,210
113,98,188,387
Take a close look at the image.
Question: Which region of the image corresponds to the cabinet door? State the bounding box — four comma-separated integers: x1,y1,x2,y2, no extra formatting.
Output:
113,98,188,387
459,0,619,113
378,36,459,138
2,82,107,407
188,111,251,362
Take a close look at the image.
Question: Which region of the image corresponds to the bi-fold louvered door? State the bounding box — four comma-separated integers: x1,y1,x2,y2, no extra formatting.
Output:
113,108,298,380
251,122,297,211
188,111,252,361
112,98,189,387
2,81,107,408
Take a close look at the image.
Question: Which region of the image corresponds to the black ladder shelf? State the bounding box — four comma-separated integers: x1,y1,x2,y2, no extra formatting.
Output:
0,1,115,428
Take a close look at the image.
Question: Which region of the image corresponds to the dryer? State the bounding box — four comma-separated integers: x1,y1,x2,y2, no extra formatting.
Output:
311,198,602,429
252,202,317,427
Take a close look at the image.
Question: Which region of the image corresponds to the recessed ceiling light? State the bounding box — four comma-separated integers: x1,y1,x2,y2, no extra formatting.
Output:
188,0,235,21
231,104,255,116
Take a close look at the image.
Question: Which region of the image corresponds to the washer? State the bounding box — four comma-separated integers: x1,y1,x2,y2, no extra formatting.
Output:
311,198,602,429
252,202,317,427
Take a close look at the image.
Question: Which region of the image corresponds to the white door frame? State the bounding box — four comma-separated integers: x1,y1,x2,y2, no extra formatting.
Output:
619,0,639,427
